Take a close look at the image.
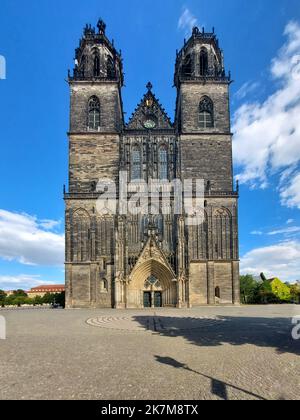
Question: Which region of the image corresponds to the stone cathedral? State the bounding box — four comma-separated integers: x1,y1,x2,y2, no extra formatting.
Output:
64,20,240,309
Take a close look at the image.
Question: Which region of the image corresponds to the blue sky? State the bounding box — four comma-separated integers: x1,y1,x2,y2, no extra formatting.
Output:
0,0,300,289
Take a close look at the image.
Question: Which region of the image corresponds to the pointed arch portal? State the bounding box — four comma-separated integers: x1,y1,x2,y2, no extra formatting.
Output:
127,259,177,308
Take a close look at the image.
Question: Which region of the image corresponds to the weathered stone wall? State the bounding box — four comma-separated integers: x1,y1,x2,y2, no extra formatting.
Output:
189,262,208,305
70,83,123,133
214,262,233,304
180,82,230,134
179,82,233,191
65,263,114,308
188,261,239,306
188,197,239,264
69,134,119,192
180,134,233,191
65,198,115,309
66,264,90,308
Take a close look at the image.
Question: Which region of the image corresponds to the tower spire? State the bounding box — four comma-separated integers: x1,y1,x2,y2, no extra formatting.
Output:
97,19,106,35
146,81,153,92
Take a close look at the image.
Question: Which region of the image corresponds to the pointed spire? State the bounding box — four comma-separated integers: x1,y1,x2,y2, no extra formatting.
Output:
97,19,106,35
146,81,153,92
192,27,200,36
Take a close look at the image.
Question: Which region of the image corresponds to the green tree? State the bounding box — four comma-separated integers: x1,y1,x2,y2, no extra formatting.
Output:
12,296,27,307
0,290,7,307
290,284,300,304
33,296,44,306
0,290,6,300
23,297,34,306
270,278,291,302
42,293,55,305
257,281,276,304
240,275,257,304
53,292,65,308
13,290,28,298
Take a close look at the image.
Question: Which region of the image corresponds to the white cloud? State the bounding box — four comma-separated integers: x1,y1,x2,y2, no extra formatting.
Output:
233,20,300,207
280,172,300,209
0,210,64,267
178,7,198,36
268,226,300,236
250,224,300,237
0,275,56,291
234,81,260,100
39,219,61,231
241,240,300,282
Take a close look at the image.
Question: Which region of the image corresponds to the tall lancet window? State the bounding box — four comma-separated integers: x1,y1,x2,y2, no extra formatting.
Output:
131,147,142,180
199,96,214,129
93,54,100,77
182,54,192,77
88,96,100,130
213,55,219,76
80,55,86,78
158,146,168,180
200,48,208,76
107,56,115,79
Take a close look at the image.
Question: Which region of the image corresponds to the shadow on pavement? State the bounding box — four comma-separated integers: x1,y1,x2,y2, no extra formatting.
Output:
133,315,300,356
154,356,268,400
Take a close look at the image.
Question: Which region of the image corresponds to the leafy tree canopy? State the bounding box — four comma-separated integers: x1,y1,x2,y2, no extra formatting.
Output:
270,278,291,302
0,290,7,301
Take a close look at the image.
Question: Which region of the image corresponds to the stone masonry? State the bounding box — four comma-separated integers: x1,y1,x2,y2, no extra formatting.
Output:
64,21,240,309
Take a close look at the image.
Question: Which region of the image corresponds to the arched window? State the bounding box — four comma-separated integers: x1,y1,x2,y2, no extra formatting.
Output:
80,55,86,78
93,55,100,77
200,48,208,76
199,96,214,129
72,209,91,263
158,146,168,180
213,55,219,76
215,287,221,299
141,215,149,240
95,217,115,258
188,210,208,260
214,208,232,260
100,278,108,293
131,147,142,180
154,214,164,237
88,96,100,130
144,276,161,289
107,56,115,79
181,54,192,77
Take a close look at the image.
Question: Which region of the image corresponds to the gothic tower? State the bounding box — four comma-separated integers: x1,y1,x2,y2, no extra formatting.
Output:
65,21,240,309
174,27,240,305
65,20,123,308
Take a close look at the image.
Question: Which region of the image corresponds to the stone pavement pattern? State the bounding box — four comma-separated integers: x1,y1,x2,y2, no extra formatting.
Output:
0,306,299,400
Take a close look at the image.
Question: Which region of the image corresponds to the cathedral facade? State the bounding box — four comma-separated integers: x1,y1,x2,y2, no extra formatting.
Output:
64,20,240,309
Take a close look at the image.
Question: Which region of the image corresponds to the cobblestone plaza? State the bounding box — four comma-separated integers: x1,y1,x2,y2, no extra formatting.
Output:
0,305,299,400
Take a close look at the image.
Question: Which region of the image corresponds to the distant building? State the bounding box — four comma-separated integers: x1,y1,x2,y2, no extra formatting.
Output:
27,285,65,299
4,291,15,297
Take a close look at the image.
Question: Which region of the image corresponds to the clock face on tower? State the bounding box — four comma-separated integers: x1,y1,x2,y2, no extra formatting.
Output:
143,118,156,129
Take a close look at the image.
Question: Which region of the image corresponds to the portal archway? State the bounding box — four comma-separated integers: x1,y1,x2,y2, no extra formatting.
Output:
127,259,177,308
